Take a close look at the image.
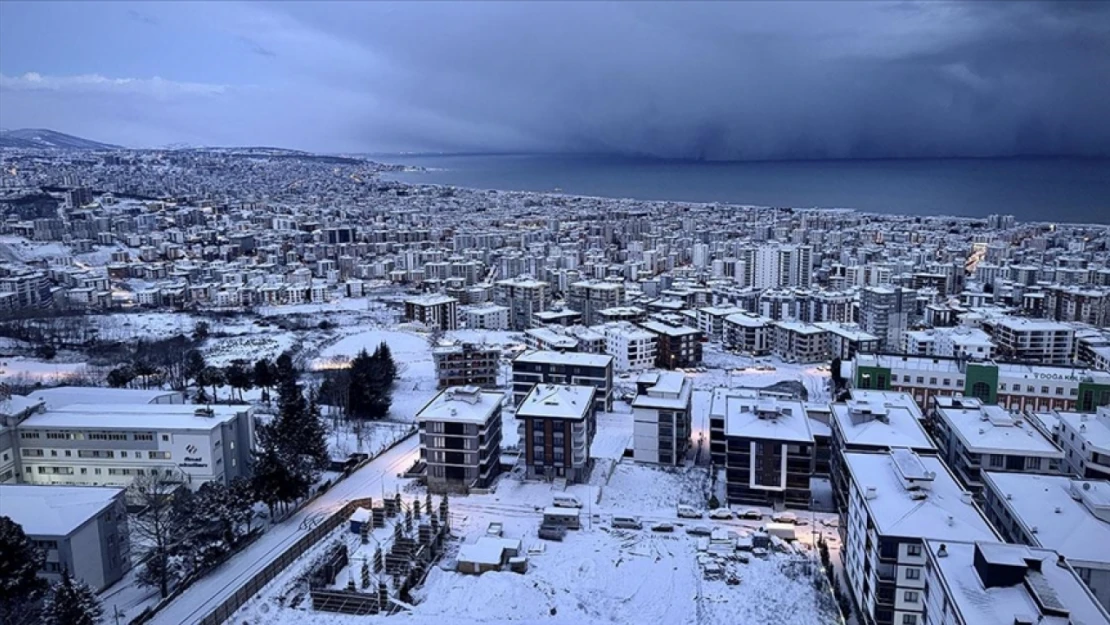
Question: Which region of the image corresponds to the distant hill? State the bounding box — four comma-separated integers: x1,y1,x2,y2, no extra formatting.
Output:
0,128,121,150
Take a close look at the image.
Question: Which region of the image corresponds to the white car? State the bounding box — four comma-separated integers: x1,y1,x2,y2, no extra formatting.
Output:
772,511,798,524
709,508,733,520
739,508,763,520
677,505,704,519
553,495,583,508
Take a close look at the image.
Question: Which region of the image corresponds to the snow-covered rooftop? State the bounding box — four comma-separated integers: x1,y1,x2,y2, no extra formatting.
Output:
844,450,997,542
514,350,613,368
415,386,503,425
21,403,247,431
831,393,935,451
723,396,812,443
1055,410,1110,455
0,484,123,536
925,540,1109,625
24,386,183,410
639,320,700,337
405,293,457,306
982,472,1110,568
936,403,1063,457
517,384,595,421
632,371,692,410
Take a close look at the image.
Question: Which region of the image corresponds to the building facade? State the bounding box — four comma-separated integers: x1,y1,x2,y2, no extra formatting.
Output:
416,386,504,493
517,384,597,483
511,350,614,412
432,342,500,389
631,372,693,466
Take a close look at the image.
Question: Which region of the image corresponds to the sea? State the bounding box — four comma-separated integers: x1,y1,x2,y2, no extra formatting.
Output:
377,154,1110,224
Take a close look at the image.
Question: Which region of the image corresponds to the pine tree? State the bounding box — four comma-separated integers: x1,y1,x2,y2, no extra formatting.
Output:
41,569,103,625
0,516,47,625
253,359,275,403
225,362,253,402
184,349,207,387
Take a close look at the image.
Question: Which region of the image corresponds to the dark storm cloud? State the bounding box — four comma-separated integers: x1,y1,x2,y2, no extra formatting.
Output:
2,1,1108,156
265,1,1110,158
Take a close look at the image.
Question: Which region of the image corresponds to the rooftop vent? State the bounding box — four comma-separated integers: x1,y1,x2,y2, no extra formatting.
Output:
194,407,214,418
865,486,878,500
937,543,948,558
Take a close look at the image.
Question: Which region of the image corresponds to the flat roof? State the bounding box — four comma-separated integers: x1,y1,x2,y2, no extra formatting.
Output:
1055,411,1110,454
831,396,935,452
815,323,878,342
723,396,812,443
844,451,997,542
925,540,1110,625
405,293,457,306
20,403,246,431
632,371,692,410
724,312,773,327
0,484,122,536
514,350,613,368
416,387,503,425
525,328,579,348
982,472,1110,568
517,384,595,420
937,405,1062,457
24,386,181,410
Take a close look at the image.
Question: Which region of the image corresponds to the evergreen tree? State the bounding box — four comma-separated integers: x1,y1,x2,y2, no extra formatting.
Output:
106,365,135,389
41,570,102,625
0,516,47,625
374,341,398,383
184,349,207,387
253,358,275,403
346,349,375,420
192,321,210,341
197,366,226,403
225,362,253,402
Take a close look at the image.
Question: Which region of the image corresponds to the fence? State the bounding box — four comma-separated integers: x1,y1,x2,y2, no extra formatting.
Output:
195,497,373,625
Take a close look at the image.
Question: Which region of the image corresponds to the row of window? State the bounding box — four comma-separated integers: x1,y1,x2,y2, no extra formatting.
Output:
22,449,172,460
26,465,179,477
20,430,165,442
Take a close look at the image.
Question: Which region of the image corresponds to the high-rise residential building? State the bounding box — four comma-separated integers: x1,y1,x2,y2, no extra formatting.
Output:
859,286,914,351
431,342,500,389
567,280,624,326
403,294,459,331
735,244,813,289
511,350,614,412
720,395,814,508
494,278,550,331
980,317,1076,365
631,372,693,466
517,384,597,483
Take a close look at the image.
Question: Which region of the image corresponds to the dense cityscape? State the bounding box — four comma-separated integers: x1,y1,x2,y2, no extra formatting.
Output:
0,139,1106,625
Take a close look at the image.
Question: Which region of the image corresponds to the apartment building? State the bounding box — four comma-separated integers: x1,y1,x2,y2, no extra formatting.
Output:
818,323,881,360
511,350,614,412
494,278,549,331
517,384,596,483
859,286,914,351
1055,407,1110,479
981,472,1110,611
922,540,1110,625
403,293,459,331
929,396,1063,494
981,317,1075,365
524,327,580,352
696,306,746,341
464,304,510,330
841,449,998,625
708,387,760,467
722,312,774,355
851,353,1110,414
601,322,657,372
432,342,500,389
640,319,703,369
772,321,830,363
631,371,693,466
0,485,131,591
415,386,504,493
16,404,254,489
567,280,624,326
829,390,936,511
721,395,814,508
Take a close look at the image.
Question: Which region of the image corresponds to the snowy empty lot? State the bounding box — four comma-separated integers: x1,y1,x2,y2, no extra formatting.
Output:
232,463,839,625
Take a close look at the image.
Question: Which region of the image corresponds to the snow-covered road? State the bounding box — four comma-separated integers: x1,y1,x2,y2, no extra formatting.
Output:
148,434,421,625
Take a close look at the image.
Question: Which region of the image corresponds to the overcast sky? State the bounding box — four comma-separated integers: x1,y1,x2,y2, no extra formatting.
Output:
1,1,1108,159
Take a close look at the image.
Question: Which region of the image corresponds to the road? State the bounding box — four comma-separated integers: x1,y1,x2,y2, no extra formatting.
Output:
148,434,420,625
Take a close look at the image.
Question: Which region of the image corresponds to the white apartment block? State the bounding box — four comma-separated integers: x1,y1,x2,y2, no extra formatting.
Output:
494,278,550,331
841,448,998,625
722,312,774,355
981,317,1075,365
981,472,1110,613
631,371,693,466
464,304,510,330
772,321,830,363
1055,407,1110,480
602,321,657,372
903,327,994,361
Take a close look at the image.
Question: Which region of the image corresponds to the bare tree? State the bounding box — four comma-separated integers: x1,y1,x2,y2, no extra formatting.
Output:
128,471,187,598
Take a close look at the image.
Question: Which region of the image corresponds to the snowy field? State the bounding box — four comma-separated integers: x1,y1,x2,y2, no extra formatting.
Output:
231,461,840,625
0,356,88,383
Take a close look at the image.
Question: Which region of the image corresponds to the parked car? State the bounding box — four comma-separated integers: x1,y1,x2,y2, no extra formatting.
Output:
739,508,763,520
677,505,704,519
686,525,713,536
553,495,583,508
709,508,733,520
611,516,643,530
772,511,798,524
651,522,675,533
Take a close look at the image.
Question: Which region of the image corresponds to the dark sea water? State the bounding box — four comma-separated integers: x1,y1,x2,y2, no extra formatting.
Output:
378,154,1110,224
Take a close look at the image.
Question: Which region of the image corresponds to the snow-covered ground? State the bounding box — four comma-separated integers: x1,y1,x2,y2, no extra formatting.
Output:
0,356,88,383
231,461,840,625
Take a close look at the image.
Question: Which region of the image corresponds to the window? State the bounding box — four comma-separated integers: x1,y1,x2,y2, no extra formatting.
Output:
905,567,921,580
162,434,170,441
20,432,40,439
134,433,154,441
907,544,922,557
1025,457,1041,470
902,615,917,625
903,591,919,603
970,381,992,401
148,451,170,460
989,454,1004,468
121,451,128,458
